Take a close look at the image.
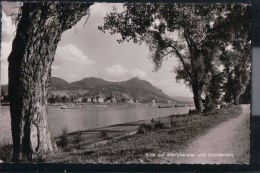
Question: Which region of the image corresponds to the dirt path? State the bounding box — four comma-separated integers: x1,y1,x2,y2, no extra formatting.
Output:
160,105,250,164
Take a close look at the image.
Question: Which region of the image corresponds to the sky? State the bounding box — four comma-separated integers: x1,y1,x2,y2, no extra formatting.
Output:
1,2,193,97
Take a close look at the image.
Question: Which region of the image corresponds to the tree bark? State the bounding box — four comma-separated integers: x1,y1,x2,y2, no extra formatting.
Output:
190,48,204,113
233,86,240,105
233,95,240,105
192,82,203,113
8,2,91,161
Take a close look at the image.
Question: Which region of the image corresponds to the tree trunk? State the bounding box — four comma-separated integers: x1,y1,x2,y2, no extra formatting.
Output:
192,83,203,113
0,56,1,104
204,94,214,112
190,49,204,113
233,94,240,105
8,2,91,161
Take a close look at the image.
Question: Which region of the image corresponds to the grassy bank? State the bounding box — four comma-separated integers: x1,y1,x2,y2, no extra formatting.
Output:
0,105,243,163
49,105,242,163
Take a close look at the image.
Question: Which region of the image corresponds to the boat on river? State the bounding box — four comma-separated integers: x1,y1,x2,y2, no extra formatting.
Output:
174,104,186,107
60,105,83,109
158,105,173,108
124,104,136,107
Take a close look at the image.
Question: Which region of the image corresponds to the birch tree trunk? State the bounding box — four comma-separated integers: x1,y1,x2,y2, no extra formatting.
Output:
8,2,91,161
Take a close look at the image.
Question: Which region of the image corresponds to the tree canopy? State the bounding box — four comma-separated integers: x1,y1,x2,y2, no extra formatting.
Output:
99,3,251,111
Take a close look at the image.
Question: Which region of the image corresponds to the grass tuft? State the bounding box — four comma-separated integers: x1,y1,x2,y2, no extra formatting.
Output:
100,131,108,138
137,120,166,134
0,143,12,162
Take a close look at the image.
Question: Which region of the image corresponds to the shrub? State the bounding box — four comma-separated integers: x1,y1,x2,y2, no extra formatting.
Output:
101,131,108,138
137,123,154,134
170,117,175,127
75,133,83,144
153,120,166,130
58,128,69,148
189,109,197,115
137,120,167,134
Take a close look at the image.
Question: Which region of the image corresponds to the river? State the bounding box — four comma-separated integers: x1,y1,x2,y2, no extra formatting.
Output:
0,104,192,143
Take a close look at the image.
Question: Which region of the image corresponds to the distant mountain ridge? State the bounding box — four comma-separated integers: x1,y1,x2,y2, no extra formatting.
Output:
50,77,168,96
49,77,70,90
51,77,171,102
69,77,113,90
2,77,173,103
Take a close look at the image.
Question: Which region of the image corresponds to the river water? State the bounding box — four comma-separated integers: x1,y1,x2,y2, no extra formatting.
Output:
0,104,192,143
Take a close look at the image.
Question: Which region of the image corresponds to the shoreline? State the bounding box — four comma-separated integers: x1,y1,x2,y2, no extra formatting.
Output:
1,102,195,108
55,110,191,138
0,105,247,163
0,104,194,145
48,105,244,163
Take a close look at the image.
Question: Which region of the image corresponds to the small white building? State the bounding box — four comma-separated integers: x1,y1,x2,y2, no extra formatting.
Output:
74,97,83,103
152,99,157,106
93,97,97,103
128,98,134,103
112,96,117,103
96,94,105,103
98,97,104,103
90,94,105,103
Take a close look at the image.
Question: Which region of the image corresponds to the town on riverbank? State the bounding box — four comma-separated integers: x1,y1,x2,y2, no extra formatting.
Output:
1,77,195,108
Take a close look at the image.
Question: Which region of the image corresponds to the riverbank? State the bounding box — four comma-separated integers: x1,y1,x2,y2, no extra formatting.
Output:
0,105,246,163
0,104,192,141
47,105,243,163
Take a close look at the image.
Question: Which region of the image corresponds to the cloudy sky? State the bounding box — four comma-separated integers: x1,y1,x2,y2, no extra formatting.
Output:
1,2,193,97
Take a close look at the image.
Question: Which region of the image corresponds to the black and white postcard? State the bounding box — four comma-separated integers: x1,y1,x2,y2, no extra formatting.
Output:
0,2,251,164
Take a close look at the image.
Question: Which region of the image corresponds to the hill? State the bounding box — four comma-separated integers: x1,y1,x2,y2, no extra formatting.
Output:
1,77,174,103
120,77,169,98
49,77,70,90
68,77,172,103
70,77,113,90
69,77,172,102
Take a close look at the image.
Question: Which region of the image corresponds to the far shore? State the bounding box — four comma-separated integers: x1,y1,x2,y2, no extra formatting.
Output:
1,102,195,109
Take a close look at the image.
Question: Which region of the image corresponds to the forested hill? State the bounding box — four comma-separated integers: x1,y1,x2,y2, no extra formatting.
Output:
50,77,171,103
1,77,173,103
